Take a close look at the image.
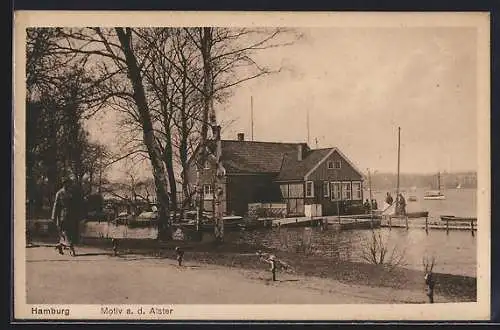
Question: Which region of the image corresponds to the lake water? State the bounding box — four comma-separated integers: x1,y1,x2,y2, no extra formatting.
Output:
226,226,477,277
81,188,478,278
228,187,478,278
368,187,477,219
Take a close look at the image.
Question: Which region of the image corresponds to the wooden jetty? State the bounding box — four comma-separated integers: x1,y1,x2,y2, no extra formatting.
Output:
326,214,382,230
329,218,381,230
269,217,324,228
263,214,382,230
381,215,477,236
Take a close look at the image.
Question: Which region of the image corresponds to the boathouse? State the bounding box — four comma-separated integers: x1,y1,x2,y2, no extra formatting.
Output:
189,133,365,217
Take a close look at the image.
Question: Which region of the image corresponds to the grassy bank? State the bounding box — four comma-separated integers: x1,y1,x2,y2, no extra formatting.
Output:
33,235,476,303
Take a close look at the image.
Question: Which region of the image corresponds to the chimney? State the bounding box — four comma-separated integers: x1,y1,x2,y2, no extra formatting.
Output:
297,144,303,161
237,133,245,141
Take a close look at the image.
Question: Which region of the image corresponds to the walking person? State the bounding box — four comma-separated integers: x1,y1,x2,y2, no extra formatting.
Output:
51,175,78,256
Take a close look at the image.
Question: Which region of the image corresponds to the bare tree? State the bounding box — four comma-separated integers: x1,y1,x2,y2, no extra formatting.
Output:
359,230,406,270
185,27,300,240
50,27,299,240
52,27,173,238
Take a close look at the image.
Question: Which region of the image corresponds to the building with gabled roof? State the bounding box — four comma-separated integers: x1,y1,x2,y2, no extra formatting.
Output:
189,133,365,217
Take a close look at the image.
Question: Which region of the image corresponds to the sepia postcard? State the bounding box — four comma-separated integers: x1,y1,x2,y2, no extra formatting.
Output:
13,11,491,321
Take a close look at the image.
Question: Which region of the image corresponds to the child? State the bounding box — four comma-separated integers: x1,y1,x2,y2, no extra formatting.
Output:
269,255,277,281
175,247,184,266
424,271,435,303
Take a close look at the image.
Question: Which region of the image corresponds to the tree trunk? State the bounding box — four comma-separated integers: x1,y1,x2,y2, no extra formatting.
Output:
179,71,191,216
115,27,171,240
200,27,225,243
163,123,178,222
194,28,212,232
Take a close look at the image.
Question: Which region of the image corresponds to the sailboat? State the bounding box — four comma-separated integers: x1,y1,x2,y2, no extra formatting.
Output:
423,172,446,200
382,127,429,218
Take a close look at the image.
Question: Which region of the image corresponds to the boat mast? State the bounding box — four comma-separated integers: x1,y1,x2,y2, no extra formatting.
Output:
368,168,373,220
396,127,401,198
251,96,254,141
438,172,441,192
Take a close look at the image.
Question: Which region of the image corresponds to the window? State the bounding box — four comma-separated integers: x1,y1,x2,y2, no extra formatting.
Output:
288,183,304,198
327,160,342,169
352,181,362,200
280,184,289,198
330,182,341,201
342,182,352,200
203,184,213,200
204,161,210,170
305,181,314,198
323,181,330,197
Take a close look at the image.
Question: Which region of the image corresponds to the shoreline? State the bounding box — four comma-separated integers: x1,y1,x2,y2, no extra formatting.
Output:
29,236,477,303
25,244,454,305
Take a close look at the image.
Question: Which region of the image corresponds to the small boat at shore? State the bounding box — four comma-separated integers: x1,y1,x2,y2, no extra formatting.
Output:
407,211,429,218
423,190,446,200
387,211,429,219
440,215,477,222
424,172,446,200
381,203,428,219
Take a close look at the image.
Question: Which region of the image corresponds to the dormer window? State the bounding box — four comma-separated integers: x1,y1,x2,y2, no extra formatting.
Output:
327,160,341,169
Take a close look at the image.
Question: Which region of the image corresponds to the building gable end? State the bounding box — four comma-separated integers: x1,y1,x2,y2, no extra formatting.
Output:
304,148,364,180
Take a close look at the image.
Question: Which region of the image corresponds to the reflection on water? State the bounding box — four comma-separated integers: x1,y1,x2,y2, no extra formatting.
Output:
226,227,477,278
81,188,477,278
83,221,477,277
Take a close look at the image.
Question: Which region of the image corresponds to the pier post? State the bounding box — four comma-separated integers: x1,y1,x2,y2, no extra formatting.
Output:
471,219,475,237
405,216,409,230
425,217,429,235
388,216,392,231
446,219,449,235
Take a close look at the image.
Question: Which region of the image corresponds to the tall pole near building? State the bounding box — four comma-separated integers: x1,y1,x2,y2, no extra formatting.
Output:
306,108,310,145
368,168,373,217
251,96,254,141
396,126,401,200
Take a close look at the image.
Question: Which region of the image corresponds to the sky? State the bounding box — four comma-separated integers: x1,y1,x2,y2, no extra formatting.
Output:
87,26,479,181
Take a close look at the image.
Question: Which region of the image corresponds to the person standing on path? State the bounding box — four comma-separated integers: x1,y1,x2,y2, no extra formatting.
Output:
175,247,184,266
51,175,78,256
385,192,394,206
396,193,406,216
363,199,371,214
269,255,277,281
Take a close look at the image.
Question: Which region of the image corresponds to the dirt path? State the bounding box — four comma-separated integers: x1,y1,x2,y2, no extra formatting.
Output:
25,245,445,304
